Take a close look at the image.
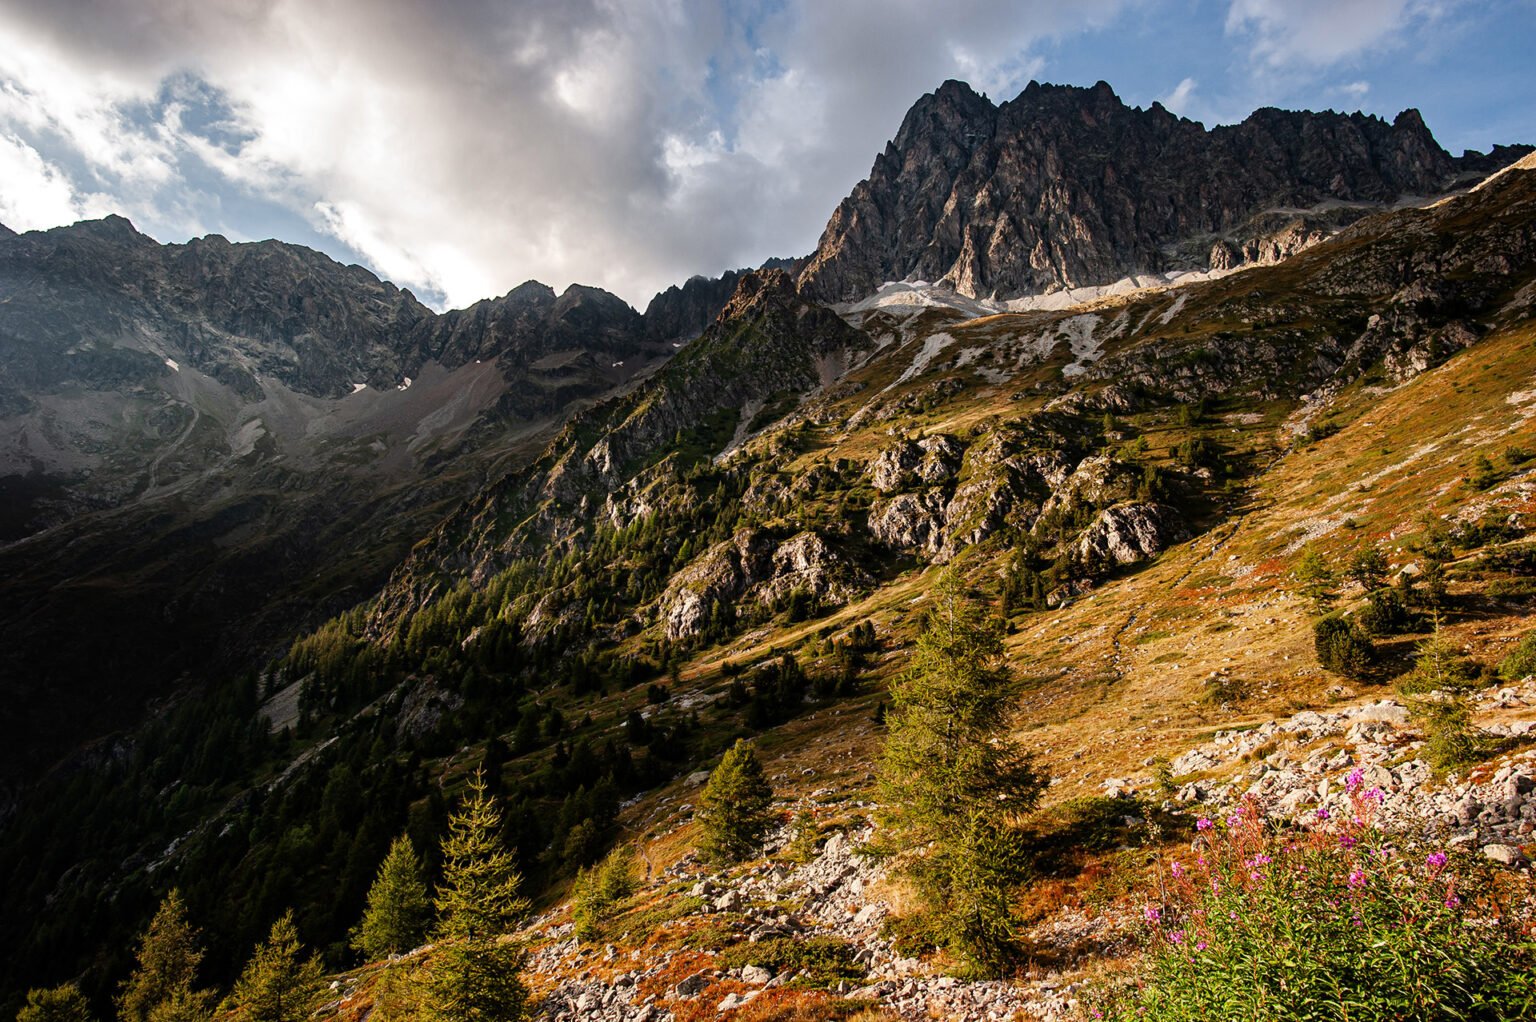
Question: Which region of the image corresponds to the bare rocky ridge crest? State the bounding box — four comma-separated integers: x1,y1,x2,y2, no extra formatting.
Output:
798,79,1531,303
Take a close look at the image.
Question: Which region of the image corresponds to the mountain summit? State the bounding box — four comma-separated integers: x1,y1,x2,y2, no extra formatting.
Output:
797,79,1519,302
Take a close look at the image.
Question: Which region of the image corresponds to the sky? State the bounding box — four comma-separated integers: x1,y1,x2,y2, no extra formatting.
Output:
0,0,1531,312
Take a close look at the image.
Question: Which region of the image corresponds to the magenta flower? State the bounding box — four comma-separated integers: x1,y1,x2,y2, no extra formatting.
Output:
1195,941,1208,952
1170,861,1184,878
1340,835,1358,848
1167,929,1185,945
1196,817,1213,831
1144,906,1162,923
1346,767,1364,791
1427,851,1449,870
1315,808,1330,820
1348,868,1367,888
1446,895,1461,909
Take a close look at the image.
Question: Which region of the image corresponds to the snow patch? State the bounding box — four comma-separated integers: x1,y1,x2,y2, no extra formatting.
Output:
397,376,413,391
163,358,180,372
350,382,367,394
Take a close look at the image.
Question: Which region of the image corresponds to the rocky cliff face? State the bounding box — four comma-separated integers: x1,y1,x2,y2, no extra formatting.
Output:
798,80,1525,303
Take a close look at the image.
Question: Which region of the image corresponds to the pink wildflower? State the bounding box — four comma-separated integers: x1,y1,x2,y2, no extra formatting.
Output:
1196,817,1213,831
1348,868,1367,888
1144,906,1162,923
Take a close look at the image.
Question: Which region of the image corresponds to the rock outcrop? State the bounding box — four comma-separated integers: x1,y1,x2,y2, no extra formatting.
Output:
659,529,870,640
1074,502,1188,566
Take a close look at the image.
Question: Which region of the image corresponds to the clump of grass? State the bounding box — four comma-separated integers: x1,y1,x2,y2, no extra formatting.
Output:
1093,788,1536,1021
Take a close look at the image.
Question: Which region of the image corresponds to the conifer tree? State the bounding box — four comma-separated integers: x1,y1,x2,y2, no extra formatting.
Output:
116,891,216,1022
225,911,324,1022
17,984,93,1022
353,835,432,961
422,770,530,1022
695,739,775,864
877,567,1045,975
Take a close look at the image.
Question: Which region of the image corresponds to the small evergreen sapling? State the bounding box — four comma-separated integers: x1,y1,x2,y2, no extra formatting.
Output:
571,844,639,942
116,891,216,1022
225,911,324,1022
695,739,776,864
353,835,431,961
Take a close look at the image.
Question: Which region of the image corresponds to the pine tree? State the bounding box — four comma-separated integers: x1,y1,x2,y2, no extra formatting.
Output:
695,739,776,864
17,985,93,1022
116,891,216,1022
876,567,1046,976
422,770,530,1022
353,835,432,961
226,911,324,1022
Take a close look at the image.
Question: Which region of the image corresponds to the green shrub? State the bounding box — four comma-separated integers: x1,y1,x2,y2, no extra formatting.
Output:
1347,547,1388,592
1355,587,1413,637
1499,631,1536,681
1313,616,1374,677
1482,543,1536,576
1410,694,1484,772
1098,793,1536,1021
718,936,863,988
1489,578,1536,600
571,843,639,942
1468,453,1500,491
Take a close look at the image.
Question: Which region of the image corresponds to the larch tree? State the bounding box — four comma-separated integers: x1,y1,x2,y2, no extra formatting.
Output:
225,911,324,1022
17,984,93,1022
694,739,775,864
876,566,1046,976
353,834,432,961
422,770,530,1022
116,891,216,1022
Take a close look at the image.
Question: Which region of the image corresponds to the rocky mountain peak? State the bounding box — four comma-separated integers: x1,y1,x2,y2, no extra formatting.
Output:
716,267,798,322
796,80,1518,304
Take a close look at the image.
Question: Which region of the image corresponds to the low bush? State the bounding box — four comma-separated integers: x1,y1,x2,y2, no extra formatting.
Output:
1096,787,1536,1021
1313,615,1374,677
571,843,639,941
718,936,863,988
1500,631,1536,681
1355,586,1414,637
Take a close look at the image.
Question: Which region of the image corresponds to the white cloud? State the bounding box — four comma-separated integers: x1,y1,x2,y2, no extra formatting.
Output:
1159,77,1199,116
1339,80,1372,98
1224,0,1449,68
0,131,112,230
0,0,1128,309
